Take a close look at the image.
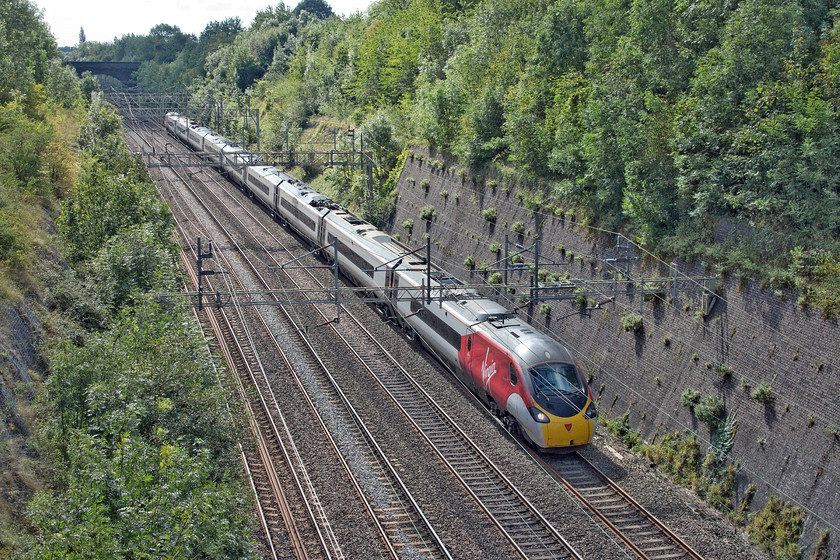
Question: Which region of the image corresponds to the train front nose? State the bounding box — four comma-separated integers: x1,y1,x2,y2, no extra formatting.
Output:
539,402,596,448
542,416,593,447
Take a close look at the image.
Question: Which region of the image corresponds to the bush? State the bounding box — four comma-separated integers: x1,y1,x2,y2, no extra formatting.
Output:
680,388,701,407
419,205,436,220
488,272,502,284
401,218,414,232
511,220,525,234
748,496,803,560
420,178,430,190
539,303,551,315
489,241,501,254
751,382,775,403
464,255,475,268
621,312,644,333
482,207,497,222
695,395,725,427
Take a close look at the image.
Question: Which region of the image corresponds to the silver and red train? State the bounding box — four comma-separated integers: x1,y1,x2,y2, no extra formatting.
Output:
165,112,597,450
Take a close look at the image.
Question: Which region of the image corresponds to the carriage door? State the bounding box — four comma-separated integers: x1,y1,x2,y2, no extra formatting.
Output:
385,266,399,308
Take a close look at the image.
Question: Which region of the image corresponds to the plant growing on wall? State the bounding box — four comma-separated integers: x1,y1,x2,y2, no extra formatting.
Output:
680,388,701,407
751,382,775,403
419,205,435,220
621,312,644,333
695,395,725,428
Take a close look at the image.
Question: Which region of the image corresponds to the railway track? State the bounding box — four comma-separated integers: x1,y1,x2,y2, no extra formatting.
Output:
260,225,583,558
134,117,455,558
533,451,705,560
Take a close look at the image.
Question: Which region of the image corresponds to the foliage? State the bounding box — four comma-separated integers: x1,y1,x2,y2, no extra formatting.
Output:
58,98,172,264
680,388,701,408
419,205,436,220
748,496,803,560
0,0,58,104
482,207,497,222
30,299,258,559
621,312,644,333
695,395,726,427
751,382,775,403
791,247,840,319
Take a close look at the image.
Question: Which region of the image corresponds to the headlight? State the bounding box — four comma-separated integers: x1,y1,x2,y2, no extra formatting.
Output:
583,402,598,419
530,407,550,423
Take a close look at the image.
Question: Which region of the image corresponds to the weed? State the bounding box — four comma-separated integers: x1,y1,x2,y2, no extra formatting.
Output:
419,205,435,220
750,382,774,403
695,395,725,427
621,312,644,334
748,496,803,560
680,388,701,407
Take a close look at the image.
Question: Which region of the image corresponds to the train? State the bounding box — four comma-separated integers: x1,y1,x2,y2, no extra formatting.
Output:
164,112,597,450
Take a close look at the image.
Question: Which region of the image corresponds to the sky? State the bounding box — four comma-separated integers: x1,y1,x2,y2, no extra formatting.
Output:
35,0,375,48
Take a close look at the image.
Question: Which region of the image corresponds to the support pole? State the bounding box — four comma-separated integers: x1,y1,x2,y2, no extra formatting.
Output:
426,237,431,305
333,240,340,324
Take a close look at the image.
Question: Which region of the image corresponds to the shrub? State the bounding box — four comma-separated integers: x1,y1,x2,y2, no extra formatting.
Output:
716,363,733,379
482,207,497,222
748,496,803,560
489,241,501,254
751,382,775,403
621,312,644,333
420,178,430,190
488,272,502,284
419,205,436,220
695,395,725,426
401,218,414,232
439,189,448,199
464,255,475,268
680,388,701,407
511,220,525,234
539,303,551,315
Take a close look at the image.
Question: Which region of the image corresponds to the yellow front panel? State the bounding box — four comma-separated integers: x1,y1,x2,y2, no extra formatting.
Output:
540,406,594,448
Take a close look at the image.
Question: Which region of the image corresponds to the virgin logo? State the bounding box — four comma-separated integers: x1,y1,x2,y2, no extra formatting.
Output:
481,348,496,390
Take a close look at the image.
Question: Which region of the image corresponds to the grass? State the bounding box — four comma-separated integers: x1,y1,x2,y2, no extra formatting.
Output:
748,495,803,560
